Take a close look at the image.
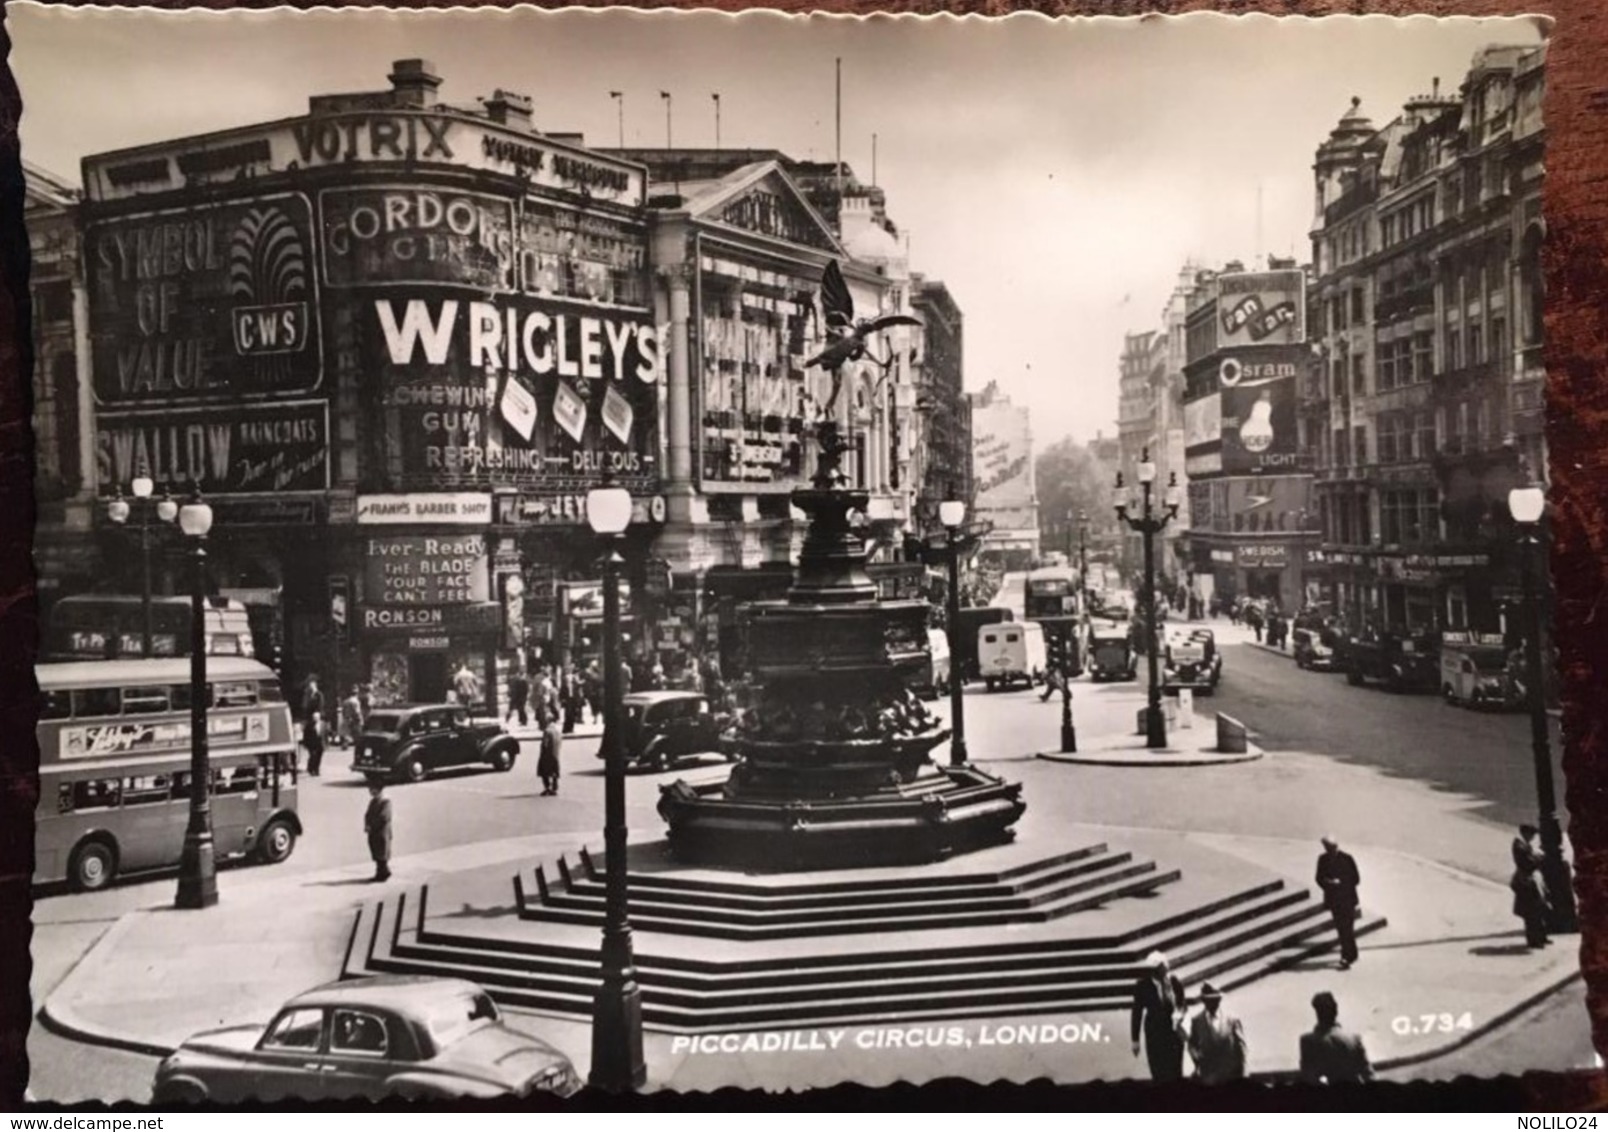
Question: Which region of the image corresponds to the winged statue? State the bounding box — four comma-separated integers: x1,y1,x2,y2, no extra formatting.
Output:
806,259,922,416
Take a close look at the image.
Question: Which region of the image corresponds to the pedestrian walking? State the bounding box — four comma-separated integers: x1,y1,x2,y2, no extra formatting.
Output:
301,676,326,776
560,663,580,734
340,686,363,749
1186,983,1248,1084
452,662,481,710
537,697,563,796
357,682,372,724
1247,603,1265,643
1315,836,1362,969
506,668,530,728
583,659,603,723
1510,823,1552,948
1298,991,1373,1084
364,781,392,883
1129,951,1187,1082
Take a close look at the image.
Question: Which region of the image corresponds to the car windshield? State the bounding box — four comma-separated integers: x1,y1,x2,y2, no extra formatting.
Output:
418,989,501,1051
365,713,403,733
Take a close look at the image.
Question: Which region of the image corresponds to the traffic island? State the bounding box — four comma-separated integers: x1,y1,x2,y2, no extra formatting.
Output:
1037,710,1263,767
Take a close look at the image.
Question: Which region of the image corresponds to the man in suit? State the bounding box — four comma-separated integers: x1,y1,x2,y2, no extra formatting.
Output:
1129,950,1187,1082
301,676,325,777
1187,982,1247,1084
364,781,392,883
1299,991,1373,1084
1315,836,1362,969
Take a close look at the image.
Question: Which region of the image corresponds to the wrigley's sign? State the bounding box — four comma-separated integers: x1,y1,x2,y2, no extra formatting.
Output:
356,493,492,524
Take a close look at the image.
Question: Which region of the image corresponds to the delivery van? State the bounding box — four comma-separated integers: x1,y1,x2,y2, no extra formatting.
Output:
978,621,1047,692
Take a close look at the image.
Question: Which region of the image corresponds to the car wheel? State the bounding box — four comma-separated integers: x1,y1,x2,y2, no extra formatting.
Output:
401,756,428,783
1346,670,1364,686
255,817,297,864
153,1079,208,1105
1442,685,1457,705
69,838,117,893
489,748,515,773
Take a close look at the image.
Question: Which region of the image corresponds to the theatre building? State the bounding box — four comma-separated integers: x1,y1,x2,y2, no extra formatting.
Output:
77,59,657,707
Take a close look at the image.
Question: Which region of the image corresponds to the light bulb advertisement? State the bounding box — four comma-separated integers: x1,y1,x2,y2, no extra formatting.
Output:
1218,346,1307,474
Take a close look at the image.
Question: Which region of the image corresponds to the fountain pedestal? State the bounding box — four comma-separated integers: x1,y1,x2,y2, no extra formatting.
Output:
658,467,1025,870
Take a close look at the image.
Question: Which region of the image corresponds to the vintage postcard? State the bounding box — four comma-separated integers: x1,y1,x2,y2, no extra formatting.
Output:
9,3,1587,1104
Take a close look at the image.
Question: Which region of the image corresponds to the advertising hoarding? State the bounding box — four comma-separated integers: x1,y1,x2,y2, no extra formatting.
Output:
94,401,329,495
1184,392,1221,452
1217,347,1308,475
972,400,1034,513
1216,270,1306,349
364,533,491,606
363,290,660,490
88,194,322,405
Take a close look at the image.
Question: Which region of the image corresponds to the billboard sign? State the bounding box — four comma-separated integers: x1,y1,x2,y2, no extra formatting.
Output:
365,291,661,490
1184,392,1221,452
364,533,491,607
321,187,517,292
1218,347,1308,474
1216,270,1306,349
94,401,329,495
972,400,1034,509
88,194,322,405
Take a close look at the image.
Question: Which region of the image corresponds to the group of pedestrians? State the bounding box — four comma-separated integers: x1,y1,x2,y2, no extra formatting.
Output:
297,674,371,777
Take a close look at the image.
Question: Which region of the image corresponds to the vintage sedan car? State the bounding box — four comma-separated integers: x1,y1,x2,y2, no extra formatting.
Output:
1086,626,1138,682
151,976,580,1103
352,705,520,783
613,690,730,772
1162,628,1222,695
1291,614,1342,671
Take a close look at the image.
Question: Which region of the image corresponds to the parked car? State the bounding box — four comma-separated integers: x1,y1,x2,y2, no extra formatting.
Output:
1337,628,1440,693
1440,632,1523,710
151,976,580,1103
1162,627,1222,695
1101,597,1132,620
351,705,520,784
1291,613,1342,671
1087,625,1138,682
615,690,729,772
978,621,1047,692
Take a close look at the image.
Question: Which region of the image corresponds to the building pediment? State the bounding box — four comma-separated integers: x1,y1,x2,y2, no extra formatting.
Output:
692,164,842,255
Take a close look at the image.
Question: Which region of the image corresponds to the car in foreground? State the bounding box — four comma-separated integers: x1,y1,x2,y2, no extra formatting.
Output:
151,976,580,1103
615,690,730,772
352,705,520,783
1162,628,1222,695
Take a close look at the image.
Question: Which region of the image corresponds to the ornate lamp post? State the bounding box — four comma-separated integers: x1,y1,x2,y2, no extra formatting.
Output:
1509,484,1577,933
585,481,646,1090
939,487,969,767
1078,510,1091,615
1115,449,1180,750
107,475,178,657
174,486,218,910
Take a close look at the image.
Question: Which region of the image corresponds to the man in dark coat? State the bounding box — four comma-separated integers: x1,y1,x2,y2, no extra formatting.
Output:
364,782,392,882
506,669,530,728
301,676,326,777
1316,836,1362,968
1511,824,1551,948
1130,950,1187,1081
1299,992,1373,1084
537,697,563,796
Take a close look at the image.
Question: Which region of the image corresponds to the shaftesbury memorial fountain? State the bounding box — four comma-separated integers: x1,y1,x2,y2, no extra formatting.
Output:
658,262,1026,868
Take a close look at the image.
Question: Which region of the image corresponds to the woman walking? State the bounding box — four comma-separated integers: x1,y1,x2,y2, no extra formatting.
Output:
537,697,563,796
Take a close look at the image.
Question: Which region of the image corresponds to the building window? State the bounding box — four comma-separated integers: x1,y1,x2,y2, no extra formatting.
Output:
1334,428,1348,468
1444,323,1462,371
1350,289,1365,325
1413,332,1434,383
1353,424,1368,467
1490,315,1508,368
1334,354,1349,399
33,279,73,325
1468,322,1483,366
1413,411,1435,459
1352,353,1367,395
1476,398,1492,445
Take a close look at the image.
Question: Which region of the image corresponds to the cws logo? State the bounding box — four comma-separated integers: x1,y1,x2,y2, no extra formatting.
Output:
229,206,312,357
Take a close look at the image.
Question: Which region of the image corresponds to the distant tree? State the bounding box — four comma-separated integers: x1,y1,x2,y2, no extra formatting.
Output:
1035,437,1117,560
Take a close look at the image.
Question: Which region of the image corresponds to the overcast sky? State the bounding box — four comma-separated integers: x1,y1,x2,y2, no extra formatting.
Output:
10,5,1543,451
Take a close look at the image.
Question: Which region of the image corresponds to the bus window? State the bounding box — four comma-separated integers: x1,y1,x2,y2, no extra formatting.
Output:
40,690,72,720
215,766,259,795
212,682,257,708
122,687,170,715
122,775,174,806
74,688,121,718
62,779,121,813
170,684,194,712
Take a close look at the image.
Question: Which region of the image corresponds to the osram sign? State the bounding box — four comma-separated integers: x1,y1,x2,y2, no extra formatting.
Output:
1218,348,1307,475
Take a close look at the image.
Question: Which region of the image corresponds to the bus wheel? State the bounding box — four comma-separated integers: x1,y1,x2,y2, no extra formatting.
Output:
256,818,297,864
69,839,117,893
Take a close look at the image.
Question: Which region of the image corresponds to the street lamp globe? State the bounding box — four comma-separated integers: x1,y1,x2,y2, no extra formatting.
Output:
1137,456,1157,485
157,493,179,524
132,476,154,499
1509,486,1545,524
938,498,966,529
108,495,130,524
1164,481,1182,512
178,497,214,539
587,486,634,535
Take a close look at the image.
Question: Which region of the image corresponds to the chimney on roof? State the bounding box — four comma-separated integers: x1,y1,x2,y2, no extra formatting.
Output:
484,89,533,131
1432,77,1440,98
389,59,443,109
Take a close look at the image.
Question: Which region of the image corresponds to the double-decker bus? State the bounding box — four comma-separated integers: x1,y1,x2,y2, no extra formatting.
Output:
43,595,258,662
1024,567,1080,621
35,657,302,892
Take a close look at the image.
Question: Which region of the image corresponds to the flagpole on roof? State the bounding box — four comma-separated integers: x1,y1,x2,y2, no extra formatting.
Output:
609,91,624,149
835,58,843,235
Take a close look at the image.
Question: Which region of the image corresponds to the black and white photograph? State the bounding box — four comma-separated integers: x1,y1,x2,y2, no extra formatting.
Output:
8,3,1591,1103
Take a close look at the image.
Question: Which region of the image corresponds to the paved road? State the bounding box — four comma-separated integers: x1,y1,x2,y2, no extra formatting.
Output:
1208,638,1568,831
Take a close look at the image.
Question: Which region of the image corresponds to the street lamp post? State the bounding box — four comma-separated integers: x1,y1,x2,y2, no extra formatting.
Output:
1509,485,1577,933
107,476,178,657
940,487,968,767
585,482,646,1091
1078,511,1090,614
1115,449,1180,750
174,486,218,910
